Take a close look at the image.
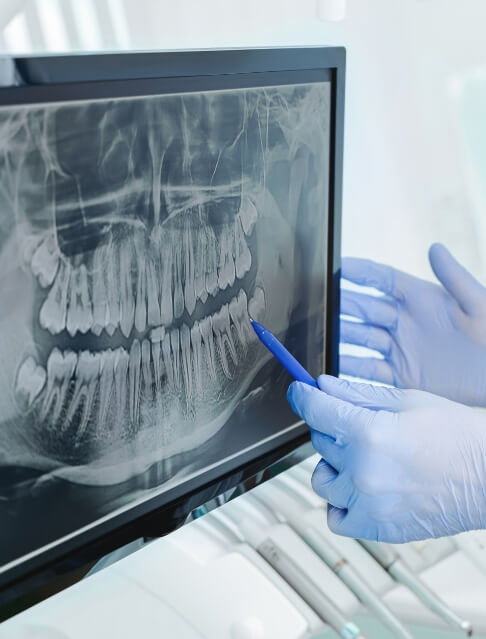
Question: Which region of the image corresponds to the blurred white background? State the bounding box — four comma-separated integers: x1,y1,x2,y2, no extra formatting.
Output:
2,0,486,283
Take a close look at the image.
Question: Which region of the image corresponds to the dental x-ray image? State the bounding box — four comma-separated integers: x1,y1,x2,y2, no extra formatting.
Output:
0,80,331,568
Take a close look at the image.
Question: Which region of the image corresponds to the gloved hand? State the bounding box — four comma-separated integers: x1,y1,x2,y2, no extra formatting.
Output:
341,243,486,407
287,375,486,543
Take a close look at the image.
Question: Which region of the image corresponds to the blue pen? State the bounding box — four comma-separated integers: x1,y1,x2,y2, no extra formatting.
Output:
249,318,319,388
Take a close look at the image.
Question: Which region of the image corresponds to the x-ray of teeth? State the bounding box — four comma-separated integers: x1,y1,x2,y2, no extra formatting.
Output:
0,81,331,567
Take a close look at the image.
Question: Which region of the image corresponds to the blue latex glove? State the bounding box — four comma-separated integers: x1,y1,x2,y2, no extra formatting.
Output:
287,375,486,542
341,243,486,407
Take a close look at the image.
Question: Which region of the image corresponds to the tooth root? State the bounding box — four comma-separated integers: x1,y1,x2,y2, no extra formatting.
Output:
146,256,162,327
212,304,237,379
205,227,218,297
248,286,266,323
98,349,115,427
234,217,252,279
229,289,253,349
151,338,162,395
180,323,192,402
173,245,185,320
15,356,46,411
31,234,59,288
129,339,141,426
218,225,235,290
41,349,77,423
239,197,258,236
66,264,93,337
160,247,174,326
162,330,181,391
106,243,120,336
92,244,110,336
170,328,181,389
194,213,208,304
66,351,100,440
119,238,136,338
200,315,217,381
39,260,71,335
113,348,129,432
184,222,197,316
141,339,153,400
135,259,147,334
191,321,203,393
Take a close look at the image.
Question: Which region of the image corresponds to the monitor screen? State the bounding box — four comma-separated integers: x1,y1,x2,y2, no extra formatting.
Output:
0,48,344,608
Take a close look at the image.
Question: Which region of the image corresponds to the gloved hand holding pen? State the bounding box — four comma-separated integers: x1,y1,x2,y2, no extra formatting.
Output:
287,376,486,543
340,243,486,407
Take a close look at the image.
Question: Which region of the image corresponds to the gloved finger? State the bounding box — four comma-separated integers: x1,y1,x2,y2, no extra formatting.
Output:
339,355,395,386
341,289,398,329
310,430,344,471
429,242,486,316
342,257,400,297
327,503,354,537
317,374,404,411
311,459,350,509
287,381,369,439
340,319,392,356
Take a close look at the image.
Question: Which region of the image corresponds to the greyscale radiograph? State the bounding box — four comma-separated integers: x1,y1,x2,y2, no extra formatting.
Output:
0,82,330,489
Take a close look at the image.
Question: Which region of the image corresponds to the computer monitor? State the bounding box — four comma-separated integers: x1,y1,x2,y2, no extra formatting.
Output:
0,47,344,616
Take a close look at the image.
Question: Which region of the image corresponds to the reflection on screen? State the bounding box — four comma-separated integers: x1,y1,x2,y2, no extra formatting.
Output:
0,82,330,566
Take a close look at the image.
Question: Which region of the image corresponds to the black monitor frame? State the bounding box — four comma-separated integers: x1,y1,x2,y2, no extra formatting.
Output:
0,46,344,619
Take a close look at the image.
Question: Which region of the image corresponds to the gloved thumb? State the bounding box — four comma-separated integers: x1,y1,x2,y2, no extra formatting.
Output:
429,243,485,315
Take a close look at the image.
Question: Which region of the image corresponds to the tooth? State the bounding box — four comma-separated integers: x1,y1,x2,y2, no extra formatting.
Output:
170,328,181,389
66,351,100,439
146,256,162,327
173,244,184,319
150,326,165,342
199,315,217,381
160,247,174,326
184,221,197,316
229,289,254,349
23,235,43,266
180,323,192,402
162,328,181,391
194,212,208,304
39,260,71,335
212,304,237,379
119,238,136,338
151,338,162,395
66,264,93,337
234,217,252,279
106,243,120,336
92,243,110,336
239,197,257,236
205,227,218,297
141,339,153,400
31,234,59,287
41,349,77,422
113,348,129,430
248,286,266,322
129,339,141,425
134,238,147,333
191,321,203,393
15,356,46,411
98,349,115,427
218,225,235,290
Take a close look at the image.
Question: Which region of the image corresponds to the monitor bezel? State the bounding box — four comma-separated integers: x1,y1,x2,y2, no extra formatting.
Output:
0,46,344,619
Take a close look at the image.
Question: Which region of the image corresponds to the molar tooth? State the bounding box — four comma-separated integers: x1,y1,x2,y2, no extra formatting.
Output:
141,339,153,400
184,222,197,316
146,256,162,327
191,321,203,393
98,349,115,427
41,349,77,423
160,247,174,326
180,323,192,403
229,289,253,349
31,234,59,287
173,243,184,319
239,197,258,236
212,304,237,379
66,264,93,337
205,227,218,297
113,348,129,432
234,217,252,279
129,339,141,426
134,237,147,333
39,260,71,335
66,351,100,440
119,238,136,338
218,225,235,290
248,286,266,323
15,356,46,411
92,243,110,336
199,315,217,381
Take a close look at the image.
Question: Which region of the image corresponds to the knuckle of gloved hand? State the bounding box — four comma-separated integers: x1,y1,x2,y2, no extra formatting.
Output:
311,461,336,493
